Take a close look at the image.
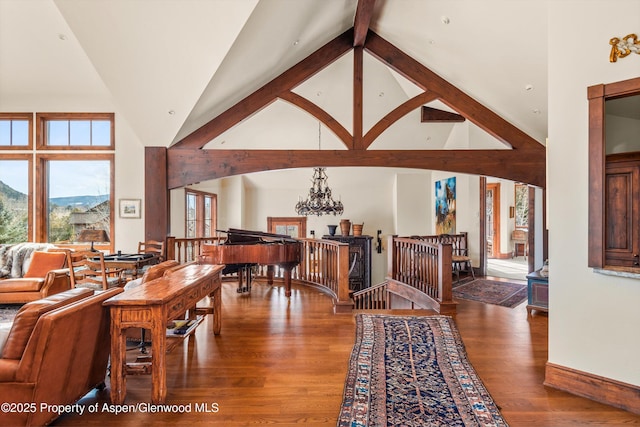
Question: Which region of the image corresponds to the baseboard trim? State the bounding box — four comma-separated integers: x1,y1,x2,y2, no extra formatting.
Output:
545,362,640,415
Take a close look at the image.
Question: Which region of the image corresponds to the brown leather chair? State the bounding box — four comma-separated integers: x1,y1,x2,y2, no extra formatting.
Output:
0,251,70,304
0,287,122,426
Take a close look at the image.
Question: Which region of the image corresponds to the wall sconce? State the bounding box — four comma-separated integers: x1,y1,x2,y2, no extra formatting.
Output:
376,230,383,253
509,206,515,218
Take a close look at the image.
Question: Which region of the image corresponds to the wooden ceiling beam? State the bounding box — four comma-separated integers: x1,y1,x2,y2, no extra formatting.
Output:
278,91,352,147
363,91,438,149
171,29,354,150
353,46,364,150
421,106,466,123
364,31,544,153
168,148,545,190
353,0,376,47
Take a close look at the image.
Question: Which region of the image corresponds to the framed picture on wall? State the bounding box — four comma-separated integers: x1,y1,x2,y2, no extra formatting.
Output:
119,199,141,218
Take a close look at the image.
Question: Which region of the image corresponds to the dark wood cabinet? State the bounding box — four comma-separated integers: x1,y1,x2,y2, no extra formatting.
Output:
604,158,640,268
526,270,548,315
322,235,372,292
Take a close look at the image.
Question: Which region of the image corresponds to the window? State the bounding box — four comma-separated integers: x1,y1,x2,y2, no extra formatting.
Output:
37,155,113,245
588,77,640,270
185,189,217,238
0,156,31,243
0,113,32,149
36,113,114,149
514,183,529,229
0,112,115,249
267,217,307,238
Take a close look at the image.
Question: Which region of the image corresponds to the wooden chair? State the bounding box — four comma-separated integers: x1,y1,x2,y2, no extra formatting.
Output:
69,251,125,290
439,234,475,283
138,240,165,262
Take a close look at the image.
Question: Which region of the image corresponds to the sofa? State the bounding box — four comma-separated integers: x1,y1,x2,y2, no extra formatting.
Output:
0,287,123,426
0,248,70,304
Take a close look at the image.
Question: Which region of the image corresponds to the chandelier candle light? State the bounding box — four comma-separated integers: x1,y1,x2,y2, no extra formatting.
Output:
295,122,344,216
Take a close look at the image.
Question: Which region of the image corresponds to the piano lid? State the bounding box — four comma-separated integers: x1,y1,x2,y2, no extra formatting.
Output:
217,228,300,244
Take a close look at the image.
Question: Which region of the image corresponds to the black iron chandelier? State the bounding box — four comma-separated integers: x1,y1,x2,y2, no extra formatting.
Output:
295,123,344,216
295,167,344,216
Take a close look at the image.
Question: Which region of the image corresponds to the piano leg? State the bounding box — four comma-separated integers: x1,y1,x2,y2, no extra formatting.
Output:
267,265,274,286
284,268,292,297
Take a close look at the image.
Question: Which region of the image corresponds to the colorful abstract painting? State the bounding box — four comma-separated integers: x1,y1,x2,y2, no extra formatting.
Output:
435,177,456,234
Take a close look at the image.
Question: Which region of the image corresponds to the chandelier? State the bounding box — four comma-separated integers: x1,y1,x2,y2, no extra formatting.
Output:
295,122,344,216
295,167,344,216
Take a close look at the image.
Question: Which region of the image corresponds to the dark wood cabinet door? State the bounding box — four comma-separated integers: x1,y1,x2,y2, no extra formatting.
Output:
605,163,640,267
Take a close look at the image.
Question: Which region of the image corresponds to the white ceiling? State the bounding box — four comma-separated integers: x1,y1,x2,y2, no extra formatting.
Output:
0,0,548,152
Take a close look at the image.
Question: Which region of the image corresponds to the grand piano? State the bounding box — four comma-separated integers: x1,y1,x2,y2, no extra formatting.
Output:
200,228,303,296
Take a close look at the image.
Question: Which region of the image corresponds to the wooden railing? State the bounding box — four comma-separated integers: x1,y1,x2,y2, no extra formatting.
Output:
165,236,224,264
165,236,353,313
379,235,456,314
352,282,389,309
166,235,457,314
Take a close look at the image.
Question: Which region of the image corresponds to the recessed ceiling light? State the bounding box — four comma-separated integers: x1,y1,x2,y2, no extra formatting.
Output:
532,108,541,114
168,110,175,115
525,84,534,91
57,33,67,41
441,16,450,25
293,40,300,46
379,92,384,97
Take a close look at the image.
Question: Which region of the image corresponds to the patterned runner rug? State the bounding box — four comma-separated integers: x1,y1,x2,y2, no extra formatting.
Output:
338,314,508,427
453,279,527,308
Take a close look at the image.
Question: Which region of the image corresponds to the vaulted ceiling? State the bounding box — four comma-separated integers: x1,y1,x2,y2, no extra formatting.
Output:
0,0,548,186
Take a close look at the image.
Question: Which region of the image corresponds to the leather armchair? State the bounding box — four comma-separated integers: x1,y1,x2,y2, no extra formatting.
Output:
0,287,123,427
0,251,70,304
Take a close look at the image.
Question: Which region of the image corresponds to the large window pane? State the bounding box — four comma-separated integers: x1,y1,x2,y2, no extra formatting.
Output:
47,160,110,243
0,160,29,243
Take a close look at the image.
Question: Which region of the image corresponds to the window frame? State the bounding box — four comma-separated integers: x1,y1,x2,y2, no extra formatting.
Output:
0,113,33,150
514,183,529,230
184,189,217,238
35,112,115,150
588,76,640,269
35,153,115,251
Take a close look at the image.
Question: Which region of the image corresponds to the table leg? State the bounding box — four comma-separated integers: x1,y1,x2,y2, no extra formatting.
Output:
109,310,127,404
151,314,167,404
212,282,221,335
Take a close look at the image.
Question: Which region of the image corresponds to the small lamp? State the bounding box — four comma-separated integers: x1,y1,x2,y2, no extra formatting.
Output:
77,228,110,252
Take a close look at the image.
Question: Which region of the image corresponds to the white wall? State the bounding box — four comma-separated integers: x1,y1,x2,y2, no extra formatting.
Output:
548,1,640,386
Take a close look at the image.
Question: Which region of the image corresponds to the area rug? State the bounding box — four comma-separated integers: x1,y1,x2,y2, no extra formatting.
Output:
453,279,527,308
337,314,508,427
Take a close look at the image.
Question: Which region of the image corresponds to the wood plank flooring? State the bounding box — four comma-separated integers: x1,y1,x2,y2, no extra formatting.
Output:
53,278,640,426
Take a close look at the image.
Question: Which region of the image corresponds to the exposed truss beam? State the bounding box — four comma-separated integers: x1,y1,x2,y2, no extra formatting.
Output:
353,0,376,46
421,106,466,123
168,149,545,189
364,31,544,153
363,91,438,149
171,29,354,150
278,91,352,147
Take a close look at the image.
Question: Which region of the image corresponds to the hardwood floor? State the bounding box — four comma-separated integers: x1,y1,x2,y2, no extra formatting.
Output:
53,278,640,426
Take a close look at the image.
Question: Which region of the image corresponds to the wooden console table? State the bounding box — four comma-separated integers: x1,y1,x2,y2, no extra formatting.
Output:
103,264,224,404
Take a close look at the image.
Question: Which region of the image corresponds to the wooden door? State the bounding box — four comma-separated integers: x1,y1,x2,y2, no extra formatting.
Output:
267,217,307,238
486,183,500,258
